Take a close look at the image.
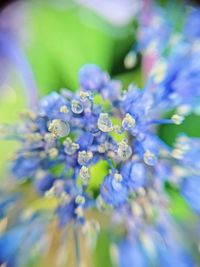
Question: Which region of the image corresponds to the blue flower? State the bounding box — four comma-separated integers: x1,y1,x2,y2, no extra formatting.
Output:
11,155,40,180
35,172,54,194
79,64,108,92
120,161,146,190
118,238,147,267
40,92,69,120
184,9,200,40
56,200,77,227
100,174,128,207
181,176,200,214
0,227,24,266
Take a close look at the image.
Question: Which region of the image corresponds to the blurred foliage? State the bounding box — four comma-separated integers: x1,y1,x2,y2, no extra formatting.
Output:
25,1,135,94
159,113,200,146
94,230,114,267
0,77,25,178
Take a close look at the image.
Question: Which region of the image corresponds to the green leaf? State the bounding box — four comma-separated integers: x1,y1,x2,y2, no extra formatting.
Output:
25,2,134,94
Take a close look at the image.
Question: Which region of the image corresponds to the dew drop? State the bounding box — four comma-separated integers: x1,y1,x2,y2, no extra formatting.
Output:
63,137,79,155
78,150,93,165
48,119,70,138
122,113,136,130
117,140,132,161
79,166,90,185
71,99,83,114
97,113,113,132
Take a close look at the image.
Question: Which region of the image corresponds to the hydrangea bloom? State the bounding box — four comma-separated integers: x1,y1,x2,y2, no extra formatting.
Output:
1,4,200,267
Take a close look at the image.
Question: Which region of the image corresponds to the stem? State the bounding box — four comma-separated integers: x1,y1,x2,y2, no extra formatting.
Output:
73,225,81,267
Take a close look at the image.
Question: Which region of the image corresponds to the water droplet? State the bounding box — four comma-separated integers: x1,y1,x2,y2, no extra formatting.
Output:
63,137,79,155
78,150,93,165
79,166,90,185
143,150,157,166
48,119,70,138
122,113,136,130
117,140,132,161
97,113,113,132
71,99,83,114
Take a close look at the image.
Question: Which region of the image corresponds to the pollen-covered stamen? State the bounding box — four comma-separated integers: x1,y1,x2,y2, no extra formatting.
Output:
63,137,79,155
171,114,184,125
48,147,58,159
48,119,70,138
59,105,69,113
79,166,90,185
59,192,71,205
75,195,85,205
143,150,157,166
97,113,113,132
71,99,83,114
24,133,43,143
79,91,91,101
78,150,93,165
75,206,84,218
117,140,132,161
111,172,124,191
114,173,123,182
122,113,136,130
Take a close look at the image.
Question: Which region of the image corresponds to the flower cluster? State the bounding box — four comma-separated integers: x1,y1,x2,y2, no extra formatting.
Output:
6,59,199,228
1,4,200,267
